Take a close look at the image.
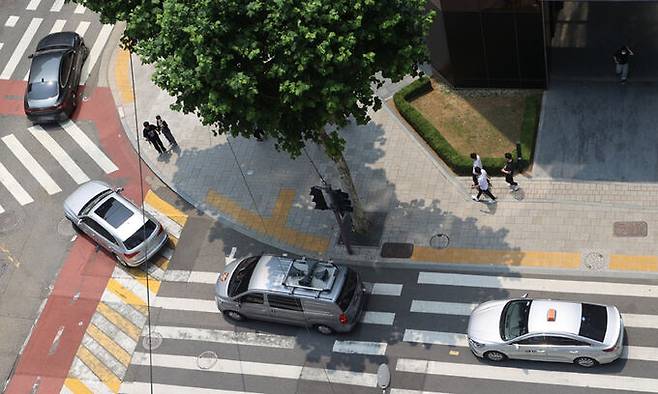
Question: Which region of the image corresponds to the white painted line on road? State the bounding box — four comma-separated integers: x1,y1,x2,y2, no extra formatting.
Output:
60,120,118,174
120,382,262,394
396,359,658,393
73,3,86,14
364,282,403,296
0,43,4,52
91,313,136,355
50,0,65,12
622,313,658,329
81,334,126,378
102,277,153,306
5,16,19,27
410,300,476,316
131,352,377,387
360,311,395,325
161,269,217,284
153,325,296,349
101,291,148,327
418,272,658,298
143,202,182,239
152,296,216,313
1,18,42,79
26,0,42,10
624,346,658,362
75,21,90,37
29,126,89,184
332,340,387,355
390,389,452,394
0,204,4,214
2,134,61,195
68,358,114,394
403,329,468,347
80,24,113,85
0,161,33,205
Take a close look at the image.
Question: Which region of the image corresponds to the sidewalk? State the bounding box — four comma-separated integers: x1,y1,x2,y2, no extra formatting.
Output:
108,48,658,276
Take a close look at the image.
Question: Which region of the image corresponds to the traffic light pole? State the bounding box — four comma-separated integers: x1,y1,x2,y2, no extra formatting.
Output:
310,183,354,255
332,206,354,255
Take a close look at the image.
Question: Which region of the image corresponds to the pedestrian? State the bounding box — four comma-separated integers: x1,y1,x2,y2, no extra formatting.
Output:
613,45,634,83
253,127,265,142
472,167,496,203
155,115,177,146
470,152,482,187
502,152,519,191
142,121,166,154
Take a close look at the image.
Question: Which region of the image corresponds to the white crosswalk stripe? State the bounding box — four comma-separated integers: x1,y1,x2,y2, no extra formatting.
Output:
0,161,34,205
2,134,61,195
120,383,261,394
50,0,65,12
332,340,387,355
5,16,19,27
60,120,118,174
75,21,90,37
0,204,4,214
26,0,42,11
1,17,42,79
79,24,113,85
28,126,89,184
152,325,296,349
73,3,86,14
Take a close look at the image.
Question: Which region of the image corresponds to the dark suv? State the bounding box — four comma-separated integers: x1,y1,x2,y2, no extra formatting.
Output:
24,32,88,123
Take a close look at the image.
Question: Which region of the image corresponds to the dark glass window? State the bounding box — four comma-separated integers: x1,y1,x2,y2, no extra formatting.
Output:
579,304,607,342
227,256,260,297
545,336,590,346
123,220,157,250
240,293,264,304
337,269,357,311
95,198,133,228
268,295,303,312
513,335,547,345
59,52,73,87
500,299,532,340
81,217,117,245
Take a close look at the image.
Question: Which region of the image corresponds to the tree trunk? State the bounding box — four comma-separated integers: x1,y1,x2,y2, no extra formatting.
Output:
327,149,370,234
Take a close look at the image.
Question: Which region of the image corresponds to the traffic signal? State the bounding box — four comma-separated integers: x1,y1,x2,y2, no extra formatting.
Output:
310,186,329,210
330,189,353,214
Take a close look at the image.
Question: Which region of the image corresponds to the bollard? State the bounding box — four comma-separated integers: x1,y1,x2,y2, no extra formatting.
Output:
516,141,523,173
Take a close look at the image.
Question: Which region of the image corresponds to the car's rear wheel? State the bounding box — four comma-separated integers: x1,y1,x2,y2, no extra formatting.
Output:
484,351,507,362
574,357,597,368
315,325,334,335
223,310,244,321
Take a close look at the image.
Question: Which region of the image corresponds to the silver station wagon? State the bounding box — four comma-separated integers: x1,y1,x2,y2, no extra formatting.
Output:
215,254,366,334
63,180,168,267
467,297,624,367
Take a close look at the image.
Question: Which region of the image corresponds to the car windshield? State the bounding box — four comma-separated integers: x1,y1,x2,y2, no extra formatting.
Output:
579,303,608,342
228,256,260,297
123,220,157,250
500,299,532,340
336,269,357,311
94,197,133,228
79,189,113,216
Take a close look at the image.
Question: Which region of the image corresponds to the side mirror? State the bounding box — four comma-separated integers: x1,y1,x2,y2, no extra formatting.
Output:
522,293,528,298
115,187,124,193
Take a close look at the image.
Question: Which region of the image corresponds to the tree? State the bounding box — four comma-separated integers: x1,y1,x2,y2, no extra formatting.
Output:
79,0,434,233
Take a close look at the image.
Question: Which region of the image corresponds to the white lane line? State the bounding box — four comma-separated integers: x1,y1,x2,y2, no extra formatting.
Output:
1,18,42,79
410,300,476,316
360,311,395,325
26,0,42,10
143,202,182,239
0,204,4,214
0,43,4,52
79,24,113,85
28,126,89,184
120,382,262,394
73,3,85,13
418,272,658,298
390,390,452,394
332,340,387,355
5,16,19,27
131,352,377,387
396,359,658,393
152,296,216,313
0,161,33,205
60,120,118,173
152,326,296,349
2,134,61,194
75,21,90,37
50,0,65,12
364,282,403,296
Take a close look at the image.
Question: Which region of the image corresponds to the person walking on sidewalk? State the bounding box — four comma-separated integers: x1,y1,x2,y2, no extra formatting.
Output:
472,167,496,203
502,152,519,191
143,121,166,154
613,45,634,83
470,152,482,187
156,115,178,146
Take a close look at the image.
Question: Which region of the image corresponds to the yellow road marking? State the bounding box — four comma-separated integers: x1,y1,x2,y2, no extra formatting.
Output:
114,48,133,104
64,378,94,394
86,323,131,367
610,254,658,271
412,247,581,269
96,302,141,341
0,244,20,267
75,346,121,393
144,190,188,227
106,278,146,307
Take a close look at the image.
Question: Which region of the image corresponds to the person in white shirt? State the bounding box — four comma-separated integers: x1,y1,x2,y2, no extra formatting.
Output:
472,167,496,203
470,152,482,187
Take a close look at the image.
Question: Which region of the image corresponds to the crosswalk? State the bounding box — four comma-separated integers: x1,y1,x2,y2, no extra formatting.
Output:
109,267,658,394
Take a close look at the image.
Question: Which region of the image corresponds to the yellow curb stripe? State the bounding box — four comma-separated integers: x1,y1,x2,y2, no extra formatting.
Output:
64,378,94,394
96,302,141,341
168,235,178,247
86,323,131,367
144,190,188,227
106,278,146,307
75,346,121,393
114,48,133,104
610,255,658,272
411,247,581,269
271,189,296,224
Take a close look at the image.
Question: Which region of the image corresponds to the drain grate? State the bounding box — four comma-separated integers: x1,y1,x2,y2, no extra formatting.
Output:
380,242,414,258
583,252,607,271
197,350,218,370
142,331,163,350
613,221,647,237
429,233,450,249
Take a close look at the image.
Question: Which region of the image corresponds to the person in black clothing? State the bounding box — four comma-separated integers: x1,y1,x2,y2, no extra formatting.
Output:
502,152,519,191
143,121,166,154
156,115,177,146
613,45,634,83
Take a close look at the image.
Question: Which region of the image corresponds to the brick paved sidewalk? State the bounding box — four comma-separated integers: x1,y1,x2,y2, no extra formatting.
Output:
108,48,658,275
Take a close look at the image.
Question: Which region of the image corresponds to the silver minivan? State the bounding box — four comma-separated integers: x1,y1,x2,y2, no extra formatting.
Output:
215,255,366,334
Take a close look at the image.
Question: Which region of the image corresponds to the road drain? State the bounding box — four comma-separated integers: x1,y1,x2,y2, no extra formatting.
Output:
197,351,218,370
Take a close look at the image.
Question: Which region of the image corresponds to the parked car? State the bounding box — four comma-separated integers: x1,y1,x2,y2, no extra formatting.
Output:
215,254,367,334
63,180,168,267
24,31,88,123
467,296,624,367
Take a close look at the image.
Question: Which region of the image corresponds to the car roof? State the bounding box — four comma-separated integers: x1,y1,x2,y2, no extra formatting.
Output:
36,32,77,52
527,300,582,335
28,51,62,83
88,194,147,242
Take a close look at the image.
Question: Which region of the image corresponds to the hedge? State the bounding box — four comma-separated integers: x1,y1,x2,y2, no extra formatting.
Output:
393,76,540,176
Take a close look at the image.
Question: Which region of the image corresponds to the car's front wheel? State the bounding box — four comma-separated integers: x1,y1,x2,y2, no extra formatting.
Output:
574,357,598,368
223,310,245,321
484,351,507,362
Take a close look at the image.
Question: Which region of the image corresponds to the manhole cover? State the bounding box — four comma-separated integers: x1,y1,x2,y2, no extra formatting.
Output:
57,218,77,237
613,221,647,237
197,350,218,370
142,331,163,350
0,211,22,233
583,252,606,271
429,233,450,249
